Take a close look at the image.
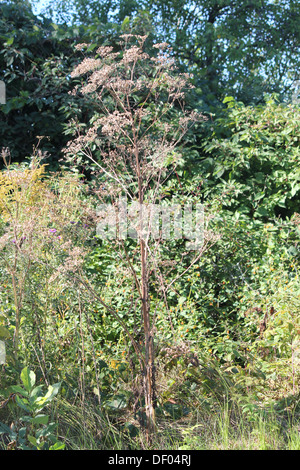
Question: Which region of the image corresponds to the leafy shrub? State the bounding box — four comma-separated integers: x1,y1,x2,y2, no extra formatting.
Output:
0,367,64,450
202,96,300,220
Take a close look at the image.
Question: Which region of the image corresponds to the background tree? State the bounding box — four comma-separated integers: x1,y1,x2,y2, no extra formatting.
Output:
0,0,120,169
2,0,299,170
31,0,300,108
148,0,300,107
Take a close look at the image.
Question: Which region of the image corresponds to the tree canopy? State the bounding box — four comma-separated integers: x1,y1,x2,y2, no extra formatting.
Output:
32,0,300,106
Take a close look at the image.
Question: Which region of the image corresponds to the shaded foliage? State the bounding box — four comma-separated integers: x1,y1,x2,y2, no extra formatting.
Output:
0,1,120,169
200,96,300,220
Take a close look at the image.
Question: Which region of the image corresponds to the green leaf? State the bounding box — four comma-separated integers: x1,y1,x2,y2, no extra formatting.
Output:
30,384,44,400
0,421,12,435
21,367,36,392
27,435,38,447
10,385,29,397
291,183,300,197
31,414,49,425
223,96,235,104
104,394,127,410
49,442,65,450
35,382,61,409
15,395,31,413
18,427,27,439
87,43,97,52
5,36,14,46
0,325,10,339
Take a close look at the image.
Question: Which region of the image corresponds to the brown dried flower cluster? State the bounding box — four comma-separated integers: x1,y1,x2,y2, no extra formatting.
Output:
99,110,132,137
74,43,89,50
122,45,149,64
153,42,170,50
71,57,102,78
64,34,206,204
49,246,87,283
81,64,116,94
96,45,114,57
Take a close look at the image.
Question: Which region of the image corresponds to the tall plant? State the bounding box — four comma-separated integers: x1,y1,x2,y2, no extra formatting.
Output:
64,34,215,438
0,151,94,360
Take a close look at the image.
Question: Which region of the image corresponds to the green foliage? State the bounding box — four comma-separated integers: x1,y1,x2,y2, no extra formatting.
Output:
0,367,64,450
202,96,300,219
2,0,299,173
0,156,95,359
31,0,300,107
0,1,121,170
32,0,141,25
150,0,300,106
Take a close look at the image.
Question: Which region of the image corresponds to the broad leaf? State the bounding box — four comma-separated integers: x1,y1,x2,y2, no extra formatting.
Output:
20,367,36,393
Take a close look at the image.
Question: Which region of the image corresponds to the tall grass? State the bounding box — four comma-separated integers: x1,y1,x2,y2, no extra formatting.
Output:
49,392,300,450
